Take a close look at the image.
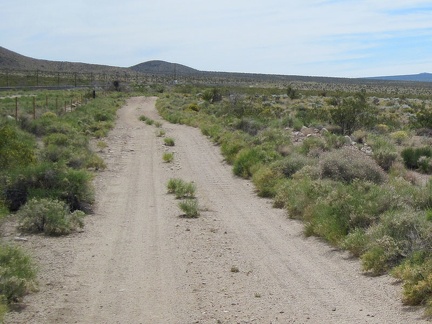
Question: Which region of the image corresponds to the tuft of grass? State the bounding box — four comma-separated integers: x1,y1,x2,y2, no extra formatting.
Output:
178,199,199,218
167,178,183,193
139,115,148,122
163,152,174,163
166,178,196,199
164,137,175,146
156,129,166,137
154,121,163,128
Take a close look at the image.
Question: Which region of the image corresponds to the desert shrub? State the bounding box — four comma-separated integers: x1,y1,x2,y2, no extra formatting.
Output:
375,124,389,134
0,122,36,170
233,118,264,136
270,153,310,178
252,165,281,198
390,130,409,145
304,181,394,244
42,133,70,146
361,209,432,275
369,136,398,171
320,147,388,184
139,115,148,122
351,129,368,144
401,146,432,170
220,131,249,164
2,163,94,212
17,198,85,235
283,177,334,219
392,254,432,309
200,122,224,142
0,244,37,307
233,148,267,179
329,90,377,135
299,136,328,155
178,199,199,218
164,137,175,146
323,132,345,149
342,228,369,257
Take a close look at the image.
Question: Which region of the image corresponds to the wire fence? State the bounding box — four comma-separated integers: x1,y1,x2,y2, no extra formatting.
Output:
0,90,94,122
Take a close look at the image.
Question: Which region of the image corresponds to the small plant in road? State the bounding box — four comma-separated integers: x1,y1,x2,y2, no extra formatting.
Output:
163,152,174,163
178,199,199,218
164,137,175,146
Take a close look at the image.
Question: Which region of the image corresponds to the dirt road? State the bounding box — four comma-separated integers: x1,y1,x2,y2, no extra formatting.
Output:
5,97,427,323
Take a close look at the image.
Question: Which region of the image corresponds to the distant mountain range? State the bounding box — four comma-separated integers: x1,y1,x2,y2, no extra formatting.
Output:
1,45,431,83
367,73,432,83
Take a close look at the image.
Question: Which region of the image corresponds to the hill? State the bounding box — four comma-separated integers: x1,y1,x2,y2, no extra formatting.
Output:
0,46,128,74
130,60,199,76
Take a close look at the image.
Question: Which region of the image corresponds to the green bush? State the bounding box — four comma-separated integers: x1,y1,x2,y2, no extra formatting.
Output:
0,122,36,170
369,135,398,171
0,243,37,305
252,166,281,198
270,153,310,178
342,228,369,257
320,147,387,184
3,163,94,212
178,199,199,218
17,198,85,236
361,209,432,275
390,130,409,145
392,254,432,311
220,131,249,164
401,146,432,170
233,148,266,179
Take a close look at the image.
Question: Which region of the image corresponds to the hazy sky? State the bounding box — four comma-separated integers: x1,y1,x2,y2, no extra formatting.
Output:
1,0,432,78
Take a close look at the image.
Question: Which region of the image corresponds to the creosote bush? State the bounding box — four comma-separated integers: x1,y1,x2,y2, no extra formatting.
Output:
17,198,85,236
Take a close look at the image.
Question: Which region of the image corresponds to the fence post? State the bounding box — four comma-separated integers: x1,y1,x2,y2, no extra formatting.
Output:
33,97,36,120
15,97,18,122
64,101,67,113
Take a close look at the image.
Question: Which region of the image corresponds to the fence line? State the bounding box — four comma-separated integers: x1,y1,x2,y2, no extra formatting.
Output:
1,92,89,122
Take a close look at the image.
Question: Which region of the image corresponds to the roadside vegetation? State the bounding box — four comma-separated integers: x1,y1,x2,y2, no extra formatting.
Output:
156,83,432,315
0,89,124,318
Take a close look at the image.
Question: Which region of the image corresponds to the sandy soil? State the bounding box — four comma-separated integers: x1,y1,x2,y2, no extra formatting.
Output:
4,96,429,323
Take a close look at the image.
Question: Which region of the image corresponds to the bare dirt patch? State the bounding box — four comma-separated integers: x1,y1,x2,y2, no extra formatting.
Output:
5,96,428,323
